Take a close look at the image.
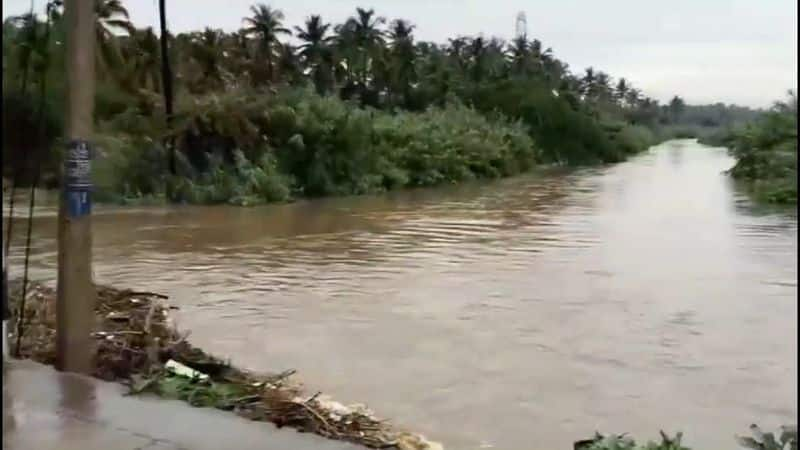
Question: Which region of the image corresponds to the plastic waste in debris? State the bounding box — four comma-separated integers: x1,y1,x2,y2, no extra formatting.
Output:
164,359,209,381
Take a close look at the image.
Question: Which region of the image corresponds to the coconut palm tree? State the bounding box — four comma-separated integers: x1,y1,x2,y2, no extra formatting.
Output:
386,19,416,105
242,4,291,85
95,0,134,74
773,90,797,114
467,36,487,81
220,30,253,84
6,12,38,93
485,37,507,79
188,28,225,91
594,71,612,102
339,7,385,85
388,19,414,44
581,67,596,98
625,88,641,109
350,8,385,49
668,95,686,122
616,77,629,105
445,36,469,73
119,27,161,93
295,15,334,94
295,15,333,61
508,35,530,75
529,39,557,81
276,42,302,85
96,0,133,38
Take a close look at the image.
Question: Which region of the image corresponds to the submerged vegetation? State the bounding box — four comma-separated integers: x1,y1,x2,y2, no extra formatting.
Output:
574,432,691,450
574,426,797,450
1,0,755,205
725,92,797,204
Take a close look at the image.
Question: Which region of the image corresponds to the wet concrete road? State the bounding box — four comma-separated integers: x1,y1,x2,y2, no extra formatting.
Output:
2,359,362,450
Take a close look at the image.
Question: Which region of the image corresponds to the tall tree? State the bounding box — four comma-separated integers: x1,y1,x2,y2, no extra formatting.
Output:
625,88,641,109
242,4,291,85
508,35,529,75
615,78,629,105
668,95,686,122
295,15,334,94
594,71,612,103
119,27,161,94
581,67,595,98
94,0,134,74
386,19,416,106
467,35,487,82
276,42,302,85
339,7,385,86
9,12,38,93
187,28,225,91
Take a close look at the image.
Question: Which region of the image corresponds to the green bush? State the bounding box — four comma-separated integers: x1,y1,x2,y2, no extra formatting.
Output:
737,424,797,450
92,134,168,203
726,94,797,204
467,80,648,165
575,432,689,450
94,88,538,205
612,123,657,156
373,102,536,186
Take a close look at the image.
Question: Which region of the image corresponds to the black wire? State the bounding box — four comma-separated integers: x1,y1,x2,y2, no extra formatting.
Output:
5,178,18,256
14,169,38,357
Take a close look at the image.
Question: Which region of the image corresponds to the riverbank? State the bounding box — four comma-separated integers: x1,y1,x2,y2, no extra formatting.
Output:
3,358,363,450
86,88,657,207
6,361,792,450
6,283,796,450
7,281,442,450
717,93,797,205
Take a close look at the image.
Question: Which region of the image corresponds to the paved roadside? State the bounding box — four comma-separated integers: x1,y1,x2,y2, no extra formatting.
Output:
2,359,363,450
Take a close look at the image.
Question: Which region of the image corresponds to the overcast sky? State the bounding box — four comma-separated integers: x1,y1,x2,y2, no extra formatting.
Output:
3,0,797,108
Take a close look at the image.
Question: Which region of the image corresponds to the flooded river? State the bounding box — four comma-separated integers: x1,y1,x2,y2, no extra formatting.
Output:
4,140,797,449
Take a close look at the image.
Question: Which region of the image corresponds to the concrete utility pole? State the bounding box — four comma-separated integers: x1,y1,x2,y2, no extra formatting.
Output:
56,0,95,374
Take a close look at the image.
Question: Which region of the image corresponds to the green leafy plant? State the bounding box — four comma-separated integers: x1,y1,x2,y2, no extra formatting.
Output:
575,431,690,450
737,425,797,450
726,92,797,204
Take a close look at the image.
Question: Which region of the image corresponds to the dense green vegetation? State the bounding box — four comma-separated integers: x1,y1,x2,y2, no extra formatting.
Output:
94,90,535,204
0,1,763,204
724,92,797,204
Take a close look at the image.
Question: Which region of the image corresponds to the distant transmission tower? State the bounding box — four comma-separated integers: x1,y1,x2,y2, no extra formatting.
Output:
515,12,527,39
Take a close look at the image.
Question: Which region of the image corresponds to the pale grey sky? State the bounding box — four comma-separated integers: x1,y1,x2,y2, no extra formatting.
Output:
3,0,797,107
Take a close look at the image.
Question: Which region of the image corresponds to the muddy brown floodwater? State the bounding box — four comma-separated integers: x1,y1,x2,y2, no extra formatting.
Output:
4,140,797,450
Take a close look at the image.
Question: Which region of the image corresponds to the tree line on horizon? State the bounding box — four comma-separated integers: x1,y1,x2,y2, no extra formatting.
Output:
1,0,767,204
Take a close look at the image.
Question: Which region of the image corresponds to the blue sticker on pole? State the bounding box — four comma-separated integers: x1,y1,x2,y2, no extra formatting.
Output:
64,140,92,218
66,190,91,217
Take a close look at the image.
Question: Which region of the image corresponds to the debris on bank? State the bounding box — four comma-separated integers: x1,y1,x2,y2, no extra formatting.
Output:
8,281,442,450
